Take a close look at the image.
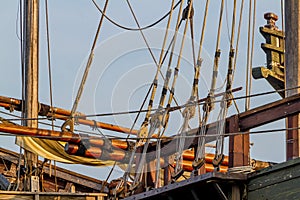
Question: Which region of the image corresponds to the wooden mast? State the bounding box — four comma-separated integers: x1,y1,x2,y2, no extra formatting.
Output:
23,0,39,191
285,1,300,160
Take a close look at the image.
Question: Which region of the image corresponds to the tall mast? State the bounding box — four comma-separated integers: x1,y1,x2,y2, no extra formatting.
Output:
23,0,39,191
285,1,300,160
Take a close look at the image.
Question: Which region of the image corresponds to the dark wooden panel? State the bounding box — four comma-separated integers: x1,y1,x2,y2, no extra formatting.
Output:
248,178,300,200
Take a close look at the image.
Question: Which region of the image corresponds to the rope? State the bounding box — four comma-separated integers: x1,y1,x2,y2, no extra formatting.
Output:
91,0,182,31
45,0,54,131
64,0,109,132
163,0,193,132
193,0,225,172
249,0,256,107
213,0,237,168
195,0,210,129
232,0,245,114
5,85,300,123
16,0,24,191
115,0,181,194
128,0,195,191
245,0,254,111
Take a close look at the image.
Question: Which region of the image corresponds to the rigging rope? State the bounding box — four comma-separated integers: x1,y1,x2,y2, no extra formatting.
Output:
114,0,181,195
128,0,187,192
45,0,54,132
6,85,300,123
213,0,237,168
232,0,245,114
172,0,206,180
63,0,109,132
193,0,225,173
91,0,182,31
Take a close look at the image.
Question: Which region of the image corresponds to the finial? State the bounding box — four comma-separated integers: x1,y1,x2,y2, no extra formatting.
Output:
264,12,278,30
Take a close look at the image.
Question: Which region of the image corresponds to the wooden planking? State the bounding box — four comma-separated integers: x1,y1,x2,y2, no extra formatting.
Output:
0,147,104,192
248,178,300,200
248,158,300,199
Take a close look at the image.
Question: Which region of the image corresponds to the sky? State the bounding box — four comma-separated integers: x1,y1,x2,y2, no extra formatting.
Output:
0,0,285,180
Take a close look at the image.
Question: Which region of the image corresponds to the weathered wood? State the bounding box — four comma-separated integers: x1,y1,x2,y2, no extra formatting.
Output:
248,178,300,200
0,148,105,193
23,0,40,190
248,158,300,199
238,94,300,131
229,115,249,167
0,192,107,200
285,0,300,160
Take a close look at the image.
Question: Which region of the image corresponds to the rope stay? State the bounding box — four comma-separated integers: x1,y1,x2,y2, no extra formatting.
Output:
129,0,195,191
62,0,109,133
114,0,182,195
171,0,210,181
193,0,225,173
213,0,238,168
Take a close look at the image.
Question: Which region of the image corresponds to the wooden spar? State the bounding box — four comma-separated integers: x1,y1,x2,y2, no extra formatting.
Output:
0,96,138,135
64,142,228,166
23,0,39,190
0,123,129,150
285,1,300,160
65,143,128,162
0,123,80,143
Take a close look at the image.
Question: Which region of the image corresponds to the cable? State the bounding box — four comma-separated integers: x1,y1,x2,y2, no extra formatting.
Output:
3,85,300,121
91,0,182,31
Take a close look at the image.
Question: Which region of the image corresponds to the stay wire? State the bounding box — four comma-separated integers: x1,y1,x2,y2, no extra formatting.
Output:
69,0,109,119
45,0,54,131
119,0,179,191
16,0,24,191
245,0,254,111
195,0,210,126
232,0,245,114
4,85,300,123
194,0,225,168
91,0,182,31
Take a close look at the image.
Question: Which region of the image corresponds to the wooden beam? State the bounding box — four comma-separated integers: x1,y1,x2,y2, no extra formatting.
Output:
285,0,300,160
23,0,39,191
229,115,249,167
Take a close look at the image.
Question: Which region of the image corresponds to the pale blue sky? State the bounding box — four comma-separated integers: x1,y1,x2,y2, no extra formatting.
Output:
0,0,284,180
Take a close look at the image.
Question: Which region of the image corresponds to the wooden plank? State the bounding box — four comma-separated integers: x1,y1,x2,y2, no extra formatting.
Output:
248,178,300,200
248,160,300,191
238,94,300,131
229,115,247,167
